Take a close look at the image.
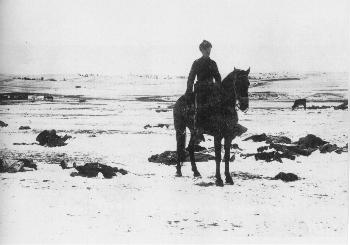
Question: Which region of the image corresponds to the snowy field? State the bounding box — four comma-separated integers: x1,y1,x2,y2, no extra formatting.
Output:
0,72,348,244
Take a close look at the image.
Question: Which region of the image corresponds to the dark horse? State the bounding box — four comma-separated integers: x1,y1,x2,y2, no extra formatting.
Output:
173,67,250,186
292,98,306,110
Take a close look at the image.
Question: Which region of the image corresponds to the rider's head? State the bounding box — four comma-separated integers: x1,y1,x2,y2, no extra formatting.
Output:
199,40,212,57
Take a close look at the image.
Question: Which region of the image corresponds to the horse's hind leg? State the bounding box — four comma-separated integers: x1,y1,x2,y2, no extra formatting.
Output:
224,137,234,185
189,133,201,177
176,158,182,177
214,136,224,186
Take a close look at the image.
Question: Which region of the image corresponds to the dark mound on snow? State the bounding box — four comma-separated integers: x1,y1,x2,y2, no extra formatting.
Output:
273,172,299,182
0,158,37,173
243,134,346,163
72,162,128,178
293,134,328,148
0,121,8,127
148,151,215,165
244,133,292,144
334,100,348,110
36,130,72,147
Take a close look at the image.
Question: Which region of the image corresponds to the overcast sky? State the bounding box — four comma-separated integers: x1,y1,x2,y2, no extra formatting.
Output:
0,0,349,75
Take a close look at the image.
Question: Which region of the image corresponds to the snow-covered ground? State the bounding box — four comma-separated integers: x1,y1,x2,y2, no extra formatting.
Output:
0,72,348,243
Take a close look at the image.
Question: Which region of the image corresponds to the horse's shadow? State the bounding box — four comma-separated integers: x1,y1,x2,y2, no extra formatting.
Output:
195,181,215,187
194,171,268,187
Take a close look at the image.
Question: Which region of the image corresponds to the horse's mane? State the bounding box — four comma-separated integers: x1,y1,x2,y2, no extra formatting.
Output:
222,69,246,90
221,72,234,91
220,69,247,105
219,72,237,105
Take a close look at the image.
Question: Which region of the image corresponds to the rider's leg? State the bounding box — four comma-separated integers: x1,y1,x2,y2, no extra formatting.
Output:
194,86,205,140
194,85,209,140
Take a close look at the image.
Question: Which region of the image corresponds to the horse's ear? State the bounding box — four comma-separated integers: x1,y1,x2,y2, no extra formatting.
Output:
246,67,250,74
234,67,237,71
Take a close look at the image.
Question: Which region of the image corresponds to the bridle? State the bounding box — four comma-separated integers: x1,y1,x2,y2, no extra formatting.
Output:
232,71,249,113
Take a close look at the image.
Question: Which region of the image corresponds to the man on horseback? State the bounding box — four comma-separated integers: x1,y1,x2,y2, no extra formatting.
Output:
185,40,222,139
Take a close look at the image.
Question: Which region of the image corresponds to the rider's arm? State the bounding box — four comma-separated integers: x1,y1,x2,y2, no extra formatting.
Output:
186,61,197,94
212,61,221,86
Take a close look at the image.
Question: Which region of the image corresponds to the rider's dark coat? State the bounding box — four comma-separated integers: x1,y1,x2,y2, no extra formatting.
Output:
186,56,221,92
186,56,222,128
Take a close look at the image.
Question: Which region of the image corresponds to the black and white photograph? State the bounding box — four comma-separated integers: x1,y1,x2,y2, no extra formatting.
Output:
0,0,349,244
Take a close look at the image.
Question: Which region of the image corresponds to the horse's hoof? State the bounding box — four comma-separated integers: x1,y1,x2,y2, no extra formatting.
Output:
175,171,182,177
193,171,201,178
215,178,224,187
225,176,234,185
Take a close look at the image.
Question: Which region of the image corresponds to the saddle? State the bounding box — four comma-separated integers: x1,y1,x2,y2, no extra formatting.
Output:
193,83,222,110
186,83,236,123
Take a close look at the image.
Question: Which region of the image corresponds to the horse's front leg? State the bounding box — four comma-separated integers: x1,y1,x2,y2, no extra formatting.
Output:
189,133,201,177
214,136,224,186
224,137,234,185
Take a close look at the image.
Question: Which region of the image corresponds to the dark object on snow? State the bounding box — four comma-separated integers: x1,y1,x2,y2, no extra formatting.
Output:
148,150,215,165
248,143,312,163
0,158,6,172
3,160,24,173
240,153,257,159
155,109,169,113
79,98,87,103
60,160,75,169
292,99,306,110
19,126,31,130
36,130,72,147
248,142,315,163
44,95,53,101
254,151,296,163
273,172,299,182
0,121,8,127
269,143,315,156
247,133,341,163
0,92,28,100
117,168,128,175
319,143,348,154
334,100,348,110
74,162,128,178
75,86,81,88
266,135,292,144
18,159,37,170
60,160,68,169
231,143,242,150
244,133,267,142
294,134,328,148
144,123,170,129
13,142,37,145
156,123,169,128
257,146,269,152
0,158,37,173
148,151,178,165
307,105,333,110
244,133,291,144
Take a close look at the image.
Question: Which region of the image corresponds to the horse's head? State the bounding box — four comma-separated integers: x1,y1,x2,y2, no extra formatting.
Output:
222,67,250,112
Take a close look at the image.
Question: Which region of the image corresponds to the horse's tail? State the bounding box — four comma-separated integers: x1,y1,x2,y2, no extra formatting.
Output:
173,95,187,162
